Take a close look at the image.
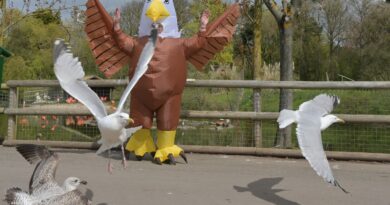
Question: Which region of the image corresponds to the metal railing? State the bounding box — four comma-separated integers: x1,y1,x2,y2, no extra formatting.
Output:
3,80,390,161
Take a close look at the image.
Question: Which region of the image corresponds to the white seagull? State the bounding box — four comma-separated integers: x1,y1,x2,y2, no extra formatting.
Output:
5,144,90,205
53,30,156,171
277,94,348,193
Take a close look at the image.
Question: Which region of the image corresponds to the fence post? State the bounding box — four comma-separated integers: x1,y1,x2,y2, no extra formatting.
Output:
253,88,262,147
7,86,17,140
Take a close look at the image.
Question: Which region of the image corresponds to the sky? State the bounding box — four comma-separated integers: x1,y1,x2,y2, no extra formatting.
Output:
7,0,130,19
6,0,285,19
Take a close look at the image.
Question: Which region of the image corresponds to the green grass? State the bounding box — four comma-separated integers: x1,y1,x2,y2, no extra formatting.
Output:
0,114,7,142
6,88,390,154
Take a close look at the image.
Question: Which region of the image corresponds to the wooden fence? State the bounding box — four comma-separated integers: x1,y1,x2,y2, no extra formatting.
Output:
2,80,390,162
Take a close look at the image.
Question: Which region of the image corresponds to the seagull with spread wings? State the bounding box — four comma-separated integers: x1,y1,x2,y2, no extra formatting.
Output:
53,33,156,171
4,144,90,205
277,94,348,193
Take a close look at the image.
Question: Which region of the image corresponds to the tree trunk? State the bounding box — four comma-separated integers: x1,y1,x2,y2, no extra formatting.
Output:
263,0,294,148
275,17,293,148
253,0,263,147
253,0,263,80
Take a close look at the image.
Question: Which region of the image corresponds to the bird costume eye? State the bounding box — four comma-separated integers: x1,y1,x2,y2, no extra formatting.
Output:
164,0,169,4
146,0,151,2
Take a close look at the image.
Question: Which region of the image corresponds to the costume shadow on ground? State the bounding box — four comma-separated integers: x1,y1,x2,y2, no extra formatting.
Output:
233,177,300,205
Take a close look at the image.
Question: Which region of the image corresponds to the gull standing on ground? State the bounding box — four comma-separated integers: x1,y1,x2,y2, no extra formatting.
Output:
277,94,348,193
53,28,157,172
4,144,90,205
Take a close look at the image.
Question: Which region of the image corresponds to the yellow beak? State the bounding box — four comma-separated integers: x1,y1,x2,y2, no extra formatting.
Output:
337,117,345,123
128,118,134,125
146,0,170,22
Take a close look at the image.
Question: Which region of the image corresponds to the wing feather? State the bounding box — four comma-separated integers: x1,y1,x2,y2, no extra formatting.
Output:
45,190,90,205
188,4,240,69
85,0,131,78
16,144,59,193
299,94,340,116
296,112,336,185
54,40,107,119
115,31,157,112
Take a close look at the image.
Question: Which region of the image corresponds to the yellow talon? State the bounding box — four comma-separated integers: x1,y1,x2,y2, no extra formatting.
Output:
154,130,184,163
125,129,156,157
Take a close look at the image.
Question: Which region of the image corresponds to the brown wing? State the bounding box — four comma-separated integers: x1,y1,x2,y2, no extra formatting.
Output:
188,4,240,70
85,0,131,78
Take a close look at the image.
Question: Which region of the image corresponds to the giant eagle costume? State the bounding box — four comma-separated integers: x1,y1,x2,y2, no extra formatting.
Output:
85,0,240,164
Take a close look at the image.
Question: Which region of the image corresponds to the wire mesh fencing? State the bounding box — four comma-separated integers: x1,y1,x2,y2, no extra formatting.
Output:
0,88,8,108
3,81,390,154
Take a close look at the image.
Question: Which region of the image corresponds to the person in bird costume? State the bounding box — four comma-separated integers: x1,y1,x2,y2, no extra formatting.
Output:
84,0,240,164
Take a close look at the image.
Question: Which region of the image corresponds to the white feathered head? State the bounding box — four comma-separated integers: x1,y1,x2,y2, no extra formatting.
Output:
138,0,180,38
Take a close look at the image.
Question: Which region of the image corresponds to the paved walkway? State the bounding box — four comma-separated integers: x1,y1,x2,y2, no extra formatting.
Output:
0,146,389,205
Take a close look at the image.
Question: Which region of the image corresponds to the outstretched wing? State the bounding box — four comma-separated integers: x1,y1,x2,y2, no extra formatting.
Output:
116,30,157,112
295,112,336,185
299,94,340,116
16,144,58,193
296,94,347,193
188,4,240,69
85,0,131,78
54,40,107,119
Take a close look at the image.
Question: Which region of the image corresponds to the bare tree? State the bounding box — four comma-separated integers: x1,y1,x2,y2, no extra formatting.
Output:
263,0,295,148
348,0,372,80
120,0,144,36
318,0,349,80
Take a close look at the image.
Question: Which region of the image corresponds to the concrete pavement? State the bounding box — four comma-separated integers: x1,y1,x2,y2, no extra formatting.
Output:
0,146,389,205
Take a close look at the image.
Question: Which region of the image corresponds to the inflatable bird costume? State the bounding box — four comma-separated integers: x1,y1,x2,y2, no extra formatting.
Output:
85,0,240,164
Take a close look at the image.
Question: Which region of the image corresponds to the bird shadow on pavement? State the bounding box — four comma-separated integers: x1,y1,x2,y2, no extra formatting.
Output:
233,177,300,205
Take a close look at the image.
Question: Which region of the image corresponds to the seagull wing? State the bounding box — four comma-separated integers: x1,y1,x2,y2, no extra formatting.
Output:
44,190,90,205
299,94,340,116
115,30,157,112
54,40,107,119
296,94,342,186
295,112,336,185
16,144,59,194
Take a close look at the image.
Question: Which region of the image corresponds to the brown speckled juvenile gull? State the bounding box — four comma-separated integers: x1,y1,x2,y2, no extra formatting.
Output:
4,144,90,205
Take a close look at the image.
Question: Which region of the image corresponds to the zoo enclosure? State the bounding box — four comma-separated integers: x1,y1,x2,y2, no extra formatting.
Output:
2,80,390,161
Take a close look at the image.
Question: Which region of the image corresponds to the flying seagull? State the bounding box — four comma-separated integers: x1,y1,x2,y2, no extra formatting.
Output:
53,28,156,172
277,94,348,193
4,144,90,205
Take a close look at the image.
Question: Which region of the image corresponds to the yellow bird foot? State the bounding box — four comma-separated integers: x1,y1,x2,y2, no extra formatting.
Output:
125,129,156,160
153,146,187,165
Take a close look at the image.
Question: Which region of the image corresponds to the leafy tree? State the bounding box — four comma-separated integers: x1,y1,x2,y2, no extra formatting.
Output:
293,1,325,80
32,8,61,25
318,0,350,80
346,0,390,80
4,15,66,80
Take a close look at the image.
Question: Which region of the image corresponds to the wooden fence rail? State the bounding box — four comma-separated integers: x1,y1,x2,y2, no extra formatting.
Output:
7,79,390,89
3,80,390,162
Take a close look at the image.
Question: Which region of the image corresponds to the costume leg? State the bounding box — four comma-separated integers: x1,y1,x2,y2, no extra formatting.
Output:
154,95,187,164
125,97,156,159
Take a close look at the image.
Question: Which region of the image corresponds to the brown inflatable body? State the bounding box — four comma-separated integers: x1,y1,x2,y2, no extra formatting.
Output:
85,0,240,131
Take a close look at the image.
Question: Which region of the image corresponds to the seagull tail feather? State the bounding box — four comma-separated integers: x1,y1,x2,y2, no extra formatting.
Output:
277,109,297,129
5,187,29,204
96,144,109,155
95,142,118,155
